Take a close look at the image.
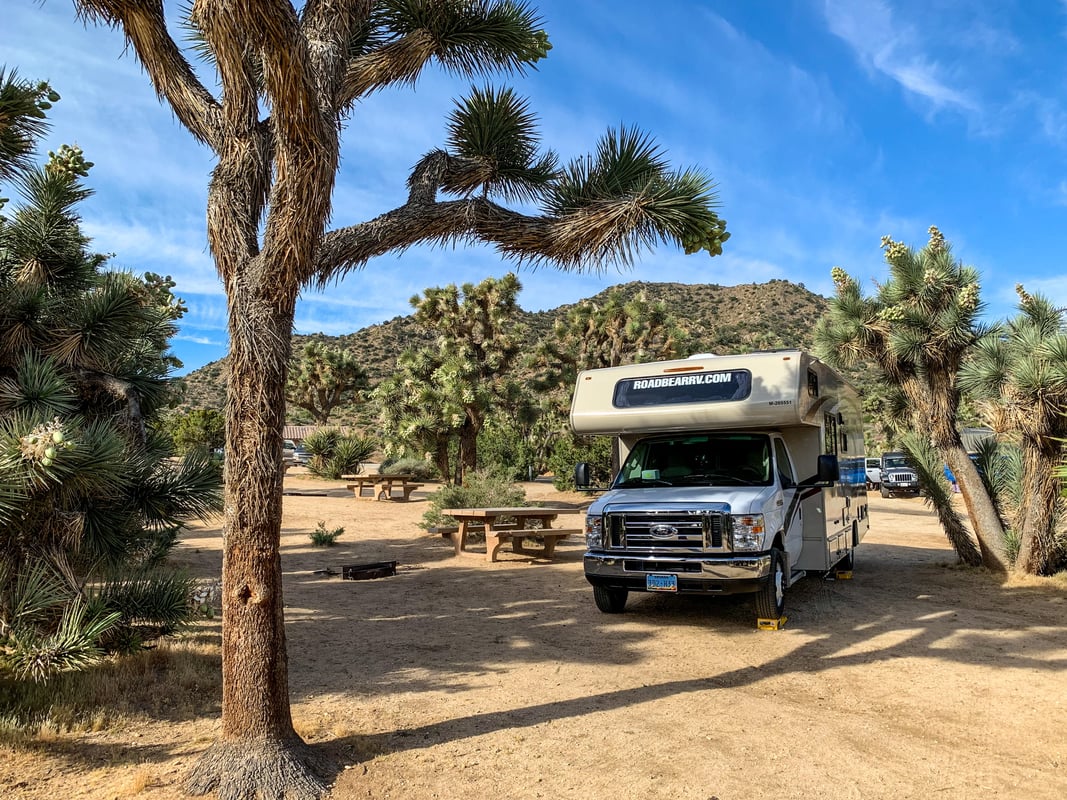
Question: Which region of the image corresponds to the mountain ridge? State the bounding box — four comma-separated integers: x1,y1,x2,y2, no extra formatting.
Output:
177,279,832,418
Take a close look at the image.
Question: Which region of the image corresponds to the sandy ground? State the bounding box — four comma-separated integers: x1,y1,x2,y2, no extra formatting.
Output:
4,470,1067,800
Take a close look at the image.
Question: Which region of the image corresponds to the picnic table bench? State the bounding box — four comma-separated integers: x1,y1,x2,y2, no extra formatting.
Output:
344,474,424,501
440,507,583,562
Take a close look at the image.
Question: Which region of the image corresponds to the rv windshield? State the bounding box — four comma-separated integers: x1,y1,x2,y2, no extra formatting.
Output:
614,433,773,488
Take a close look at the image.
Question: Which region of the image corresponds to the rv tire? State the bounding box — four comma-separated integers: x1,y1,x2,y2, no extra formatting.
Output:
754,549,786,619
593,585,628,614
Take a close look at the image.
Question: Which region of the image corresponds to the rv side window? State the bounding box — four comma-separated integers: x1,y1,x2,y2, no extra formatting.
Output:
612,370,752,408
807,369,819,397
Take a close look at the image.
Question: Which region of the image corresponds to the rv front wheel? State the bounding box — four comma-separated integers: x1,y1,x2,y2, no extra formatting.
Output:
754,549,786,619
593,585,628,613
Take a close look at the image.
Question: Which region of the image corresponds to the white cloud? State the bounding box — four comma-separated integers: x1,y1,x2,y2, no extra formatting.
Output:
175,333,227,347
823,0,977,112
82,219,222,296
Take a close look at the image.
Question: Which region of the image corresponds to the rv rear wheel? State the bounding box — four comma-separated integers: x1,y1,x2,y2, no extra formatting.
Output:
754,549,786,619
593,585,628,613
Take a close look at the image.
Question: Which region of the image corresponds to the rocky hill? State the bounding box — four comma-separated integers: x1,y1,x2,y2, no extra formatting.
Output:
176,279,831,416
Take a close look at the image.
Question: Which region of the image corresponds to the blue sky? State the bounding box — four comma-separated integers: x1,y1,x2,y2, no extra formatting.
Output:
5,1,1067,375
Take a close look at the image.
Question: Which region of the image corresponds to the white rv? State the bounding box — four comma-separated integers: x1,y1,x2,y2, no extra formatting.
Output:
571,350,868,624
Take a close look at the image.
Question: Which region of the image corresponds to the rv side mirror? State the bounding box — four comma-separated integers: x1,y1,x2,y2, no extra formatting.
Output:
817,454,840,484
574,462,591,489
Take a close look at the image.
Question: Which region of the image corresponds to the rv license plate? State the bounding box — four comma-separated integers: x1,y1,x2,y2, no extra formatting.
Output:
646,573,678,592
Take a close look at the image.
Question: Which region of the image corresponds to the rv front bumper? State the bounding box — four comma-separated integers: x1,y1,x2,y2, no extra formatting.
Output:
584,551,772,595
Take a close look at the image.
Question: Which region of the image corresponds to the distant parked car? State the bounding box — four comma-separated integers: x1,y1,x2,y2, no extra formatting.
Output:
865,457,882,489
282,439,297,465
292,443,313,465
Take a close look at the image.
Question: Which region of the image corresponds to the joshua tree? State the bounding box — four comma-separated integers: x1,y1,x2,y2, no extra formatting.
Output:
959,286,1067,575
529,287,690,480
67,3,729,797
286,341,369,425
414,272,524,478
814,227,1009,573
376,273,524,483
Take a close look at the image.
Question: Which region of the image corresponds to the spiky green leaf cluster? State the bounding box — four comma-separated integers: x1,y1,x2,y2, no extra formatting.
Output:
375,0,550,73
0,68,59,186
0,74,221,681
443,85,558,202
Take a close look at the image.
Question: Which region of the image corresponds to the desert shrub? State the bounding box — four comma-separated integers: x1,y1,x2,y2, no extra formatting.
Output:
304,430,377,479
546,434,613,491
378,457,437,480
477,422,539,481
309,521,344,547
420,467,526,531
157,408,225,456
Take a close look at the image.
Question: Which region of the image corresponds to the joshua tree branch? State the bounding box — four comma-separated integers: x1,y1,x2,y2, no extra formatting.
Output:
75,0,223,149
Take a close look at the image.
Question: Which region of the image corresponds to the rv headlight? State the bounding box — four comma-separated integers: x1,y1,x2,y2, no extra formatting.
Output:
585,515,603,548
731,514,765,551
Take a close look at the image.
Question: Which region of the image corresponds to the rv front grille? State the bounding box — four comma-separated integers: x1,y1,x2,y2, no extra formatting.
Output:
606,509,727,552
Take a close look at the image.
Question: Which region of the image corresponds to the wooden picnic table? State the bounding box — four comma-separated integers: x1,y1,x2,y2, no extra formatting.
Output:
440,506,584,562
345,474,424,501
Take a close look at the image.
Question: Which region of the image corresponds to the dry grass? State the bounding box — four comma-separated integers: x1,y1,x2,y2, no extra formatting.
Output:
0,621,221,742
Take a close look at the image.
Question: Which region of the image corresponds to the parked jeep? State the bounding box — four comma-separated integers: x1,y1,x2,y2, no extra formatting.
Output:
879,451,920,498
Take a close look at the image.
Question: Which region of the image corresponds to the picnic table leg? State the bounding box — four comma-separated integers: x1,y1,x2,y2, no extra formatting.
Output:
507,519,529,554
487,523,511,562
448,520,470,556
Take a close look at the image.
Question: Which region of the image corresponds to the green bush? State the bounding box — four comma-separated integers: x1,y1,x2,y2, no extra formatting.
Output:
546,434,613,491
156,408,225,456
309,521,344,547
420,468,526,531
378,456,437,480
477,421,538,481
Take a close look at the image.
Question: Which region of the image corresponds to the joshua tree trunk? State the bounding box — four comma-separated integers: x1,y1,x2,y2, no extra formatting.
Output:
459,415,482,480
909,376,1009,575
1014,439,1062,575
941,446,1005,570
186,289,329,797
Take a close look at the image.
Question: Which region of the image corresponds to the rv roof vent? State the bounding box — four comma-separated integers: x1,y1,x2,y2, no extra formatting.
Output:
687,353,718,359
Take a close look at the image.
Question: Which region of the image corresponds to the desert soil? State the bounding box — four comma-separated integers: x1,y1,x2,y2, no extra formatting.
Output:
3,471,1066,800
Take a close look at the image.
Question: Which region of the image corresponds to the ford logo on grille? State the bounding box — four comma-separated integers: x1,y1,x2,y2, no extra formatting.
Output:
649,524,678,538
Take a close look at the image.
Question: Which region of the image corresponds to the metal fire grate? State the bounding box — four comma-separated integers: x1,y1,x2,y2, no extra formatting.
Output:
341,561,397,580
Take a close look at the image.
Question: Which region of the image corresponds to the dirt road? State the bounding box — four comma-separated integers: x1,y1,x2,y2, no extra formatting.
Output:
5,476,1066,800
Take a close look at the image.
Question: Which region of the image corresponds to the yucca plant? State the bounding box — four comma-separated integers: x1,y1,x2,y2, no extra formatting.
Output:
0,70,221,686
304,429,377,479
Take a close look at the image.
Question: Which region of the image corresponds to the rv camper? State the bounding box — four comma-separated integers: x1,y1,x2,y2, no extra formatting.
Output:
571,350,868,624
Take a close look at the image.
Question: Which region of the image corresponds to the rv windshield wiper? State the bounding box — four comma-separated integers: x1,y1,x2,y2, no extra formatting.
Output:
615,477,673,488
679,472,754,486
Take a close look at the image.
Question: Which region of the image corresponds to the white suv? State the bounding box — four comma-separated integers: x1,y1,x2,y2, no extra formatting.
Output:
865,457,881,489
